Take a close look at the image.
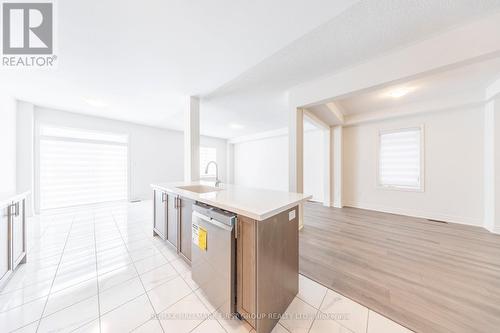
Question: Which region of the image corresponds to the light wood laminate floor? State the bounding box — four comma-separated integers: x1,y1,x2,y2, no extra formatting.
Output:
299,202,500,333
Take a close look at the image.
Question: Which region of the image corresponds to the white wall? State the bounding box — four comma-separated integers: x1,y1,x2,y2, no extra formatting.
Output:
234,134,289,191
231,106,485,228
16,101,35,215
233,129,324,199
33,107,227,204
343,107,484,226
0,96,17,195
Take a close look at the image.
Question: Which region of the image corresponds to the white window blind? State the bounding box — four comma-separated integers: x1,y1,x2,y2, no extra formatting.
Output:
378,127,422,190
200,147,217,177
39,126,128,210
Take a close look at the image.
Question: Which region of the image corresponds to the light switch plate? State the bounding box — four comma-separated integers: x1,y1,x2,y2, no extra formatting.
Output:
289,210,296,221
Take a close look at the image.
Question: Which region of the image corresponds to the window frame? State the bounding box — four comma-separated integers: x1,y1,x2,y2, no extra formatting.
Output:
199,146,217,179
376,125,425,192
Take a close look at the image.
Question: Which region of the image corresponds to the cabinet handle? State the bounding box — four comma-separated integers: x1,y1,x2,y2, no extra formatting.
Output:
15,202,19,216
8,203,17,217
8,203,15,217
161,192,166,203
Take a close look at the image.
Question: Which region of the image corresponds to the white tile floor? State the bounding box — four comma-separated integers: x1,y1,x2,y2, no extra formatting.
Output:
0,201,412,333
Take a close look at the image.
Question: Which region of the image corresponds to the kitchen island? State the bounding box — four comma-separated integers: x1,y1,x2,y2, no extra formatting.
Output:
151,181,311,333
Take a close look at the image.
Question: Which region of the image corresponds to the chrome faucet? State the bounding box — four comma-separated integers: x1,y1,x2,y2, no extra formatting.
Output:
205,161,221,187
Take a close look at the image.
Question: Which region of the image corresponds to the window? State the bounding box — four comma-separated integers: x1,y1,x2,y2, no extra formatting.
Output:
38,125,128,210
200,147,217,178
378,127,423,191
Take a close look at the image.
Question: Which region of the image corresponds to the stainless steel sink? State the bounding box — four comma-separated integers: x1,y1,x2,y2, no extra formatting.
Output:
176,185,223,194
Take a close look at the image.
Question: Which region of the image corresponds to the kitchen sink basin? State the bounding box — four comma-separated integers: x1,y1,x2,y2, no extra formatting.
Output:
176,185,223,194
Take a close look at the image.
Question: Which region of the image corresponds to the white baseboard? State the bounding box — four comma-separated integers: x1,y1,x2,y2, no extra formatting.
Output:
342,201,481,228
485,224,500,234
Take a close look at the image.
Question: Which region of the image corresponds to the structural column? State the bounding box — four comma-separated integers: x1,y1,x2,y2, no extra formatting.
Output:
332,126,343,208
323,127,332,207
226,142,235,184
289,107,304,193
289,106,304,228
184,96,200,182
484,96,500,234
303,109,332,207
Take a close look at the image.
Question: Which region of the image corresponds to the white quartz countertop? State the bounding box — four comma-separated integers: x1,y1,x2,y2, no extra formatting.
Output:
0,191,30,209
151,181,311,221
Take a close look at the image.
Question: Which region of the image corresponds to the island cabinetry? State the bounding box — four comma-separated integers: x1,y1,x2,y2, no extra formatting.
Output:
153,189,178,247
236,206,299,333
178,197,195,262
153,190,167,239
151,181,310,333
166,194,178,248
236,215,257,327
153,189,193,262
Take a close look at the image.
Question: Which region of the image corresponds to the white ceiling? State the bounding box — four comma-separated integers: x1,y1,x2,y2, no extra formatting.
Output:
335,56,500,116
202,0,500,137
1,0,356,132
3,0,500,138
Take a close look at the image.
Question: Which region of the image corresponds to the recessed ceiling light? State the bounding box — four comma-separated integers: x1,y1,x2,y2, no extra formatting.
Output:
84,98,108,108
229,123,244,130
386,87,415,98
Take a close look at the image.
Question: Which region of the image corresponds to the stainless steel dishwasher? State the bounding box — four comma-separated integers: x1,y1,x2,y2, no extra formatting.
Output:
191,202,237,317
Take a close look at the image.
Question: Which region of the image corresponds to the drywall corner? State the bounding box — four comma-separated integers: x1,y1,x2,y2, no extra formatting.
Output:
16,101,35,216
0,95,17,194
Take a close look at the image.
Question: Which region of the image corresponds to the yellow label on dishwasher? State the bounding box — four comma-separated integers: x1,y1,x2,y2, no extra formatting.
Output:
198,227,207,251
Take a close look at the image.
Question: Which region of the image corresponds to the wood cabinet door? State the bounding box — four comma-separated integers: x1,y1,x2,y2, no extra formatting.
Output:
236,215,256,327
178,197,195,262
0,205,12,286
166,194,178,247
11,200,25,269
153,191,167,239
